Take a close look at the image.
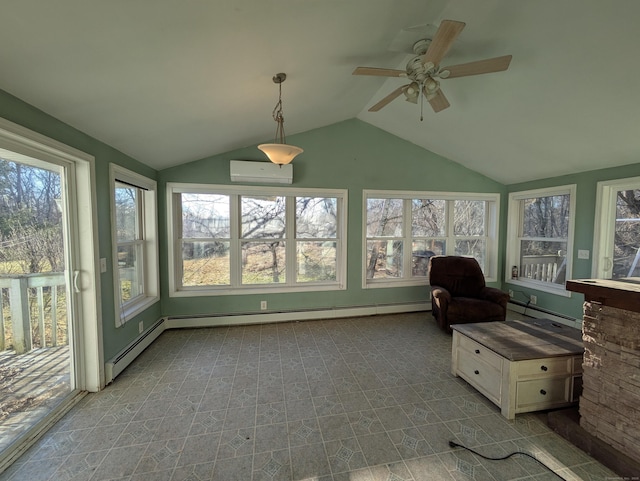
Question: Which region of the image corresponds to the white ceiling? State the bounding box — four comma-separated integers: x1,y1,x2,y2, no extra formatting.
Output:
1,0,639,184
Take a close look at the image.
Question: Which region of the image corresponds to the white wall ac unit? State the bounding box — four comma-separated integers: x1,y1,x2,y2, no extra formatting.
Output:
230,160,293,184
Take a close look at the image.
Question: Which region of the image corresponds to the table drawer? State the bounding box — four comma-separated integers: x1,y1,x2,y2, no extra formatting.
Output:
516,377,570,409
516,357,572,379
457,353,502,403
457,335,502,371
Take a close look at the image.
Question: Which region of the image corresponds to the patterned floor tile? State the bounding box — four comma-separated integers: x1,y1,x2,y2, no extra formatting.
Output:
0,312,621,481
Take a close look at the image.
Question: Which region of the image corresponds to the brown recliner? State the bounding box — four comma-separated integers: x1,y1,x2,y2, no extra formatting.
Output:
428,255,509,333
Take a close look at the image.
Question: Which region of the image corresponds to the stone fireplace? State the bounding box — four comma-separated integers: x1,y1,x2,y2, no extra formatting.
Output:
567,279,640,470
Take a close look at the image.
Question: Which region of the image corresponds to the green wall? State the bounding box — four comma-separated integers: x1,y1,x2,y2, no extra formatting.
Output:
0,89,161,361
4,82,639,361
158,119,506,319
504,162,640,319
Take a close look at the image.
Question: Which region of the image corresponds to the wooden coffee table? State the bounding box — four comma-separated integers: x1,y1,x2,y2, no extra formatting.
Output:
451,319,584,419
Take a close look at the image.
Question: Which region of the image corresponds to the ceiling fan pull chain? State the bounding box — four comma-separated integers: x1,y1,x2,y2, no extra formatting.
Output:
419,82,424,121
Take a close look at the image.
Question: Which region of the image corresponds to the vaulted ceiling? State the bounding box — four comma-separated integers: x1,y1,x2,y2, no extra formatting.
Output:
1,0,638,184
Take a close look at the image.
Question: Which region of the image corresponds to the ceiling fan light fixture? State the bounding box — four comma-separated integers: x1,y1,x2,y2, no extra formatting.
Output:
425,78,440,93
258,73,303,165
404,82,420,103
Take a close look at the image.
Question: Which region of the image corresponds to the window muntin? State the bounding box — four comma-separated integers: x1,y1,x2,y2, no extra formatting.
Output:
506,185,575,295
364,191,499,286
110,165,159,325
168,184,346,296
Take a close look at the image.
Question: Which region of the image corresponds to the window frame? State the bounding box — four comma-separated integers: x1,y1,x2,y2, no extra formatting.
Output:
109,164,159,326
362,190,500,288
592,175,640,279
167,183,348,297
505,184,576,297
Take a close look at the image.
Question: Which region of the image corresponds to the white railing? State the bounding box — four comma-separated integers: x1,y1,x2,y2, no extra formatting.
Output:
0,272,67,354
520,255,565,283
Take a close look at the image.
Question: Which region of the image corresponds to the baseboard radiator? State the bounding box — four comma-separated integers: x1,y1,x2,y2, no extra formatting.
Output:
165,302,430,329
508,300,581,329
105,318,166,384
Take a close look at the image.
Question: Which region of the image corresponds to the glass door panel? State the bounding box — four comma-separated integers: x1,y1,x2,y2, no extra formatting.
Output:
0,153,77,454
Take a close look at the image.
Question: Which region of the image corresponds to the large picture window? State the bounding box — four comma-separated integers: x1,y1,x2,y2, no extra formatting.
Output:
506,185,576,295
110,165,159,325
363,190,499,287
168,184,346,296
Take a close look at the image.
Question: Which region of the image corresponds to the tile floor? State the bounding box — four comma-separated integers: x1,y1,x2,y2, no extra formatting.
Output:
0,312,619,481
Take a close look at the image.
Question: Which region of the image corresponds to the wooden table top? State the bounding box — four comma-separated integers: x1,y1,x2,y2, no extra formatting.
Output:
451,319,584,361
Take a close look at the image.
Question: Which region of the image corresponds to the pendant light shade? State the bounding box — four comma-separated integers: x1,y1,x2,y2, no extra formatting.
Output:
258,73,303,165
257,143,304,165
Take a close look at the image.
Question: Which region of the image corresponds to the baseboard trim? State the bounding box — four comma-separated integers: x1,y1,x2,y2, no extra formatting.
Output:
165,302,430,329
508,300,581,329
105,318,166,384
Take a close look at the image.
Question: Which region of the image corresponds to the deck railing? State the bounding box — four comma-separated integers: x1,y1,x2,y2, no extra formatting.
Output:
520,254,566,284
0,273,67,354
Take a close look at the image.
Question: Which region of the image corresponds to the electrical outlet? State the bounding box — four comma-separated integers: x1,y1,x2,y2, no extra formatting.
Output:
260,300,267,310
100,258,107,273
138,321,144,334
508,289,514,298
530,295,537,305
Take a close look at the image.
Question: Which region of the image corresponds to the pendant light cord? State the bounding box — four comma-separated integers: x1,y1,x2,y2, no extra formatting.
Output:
272,82,286,144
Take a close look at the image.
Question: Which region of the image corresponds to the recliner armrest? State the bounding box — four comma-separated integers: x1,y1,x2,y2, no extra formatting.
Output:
431,286,452,303
479,286,510,307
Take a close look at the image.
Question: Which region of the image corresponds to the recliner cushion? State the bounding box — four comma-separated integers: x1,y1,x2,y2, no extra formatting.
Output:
446,297,506,323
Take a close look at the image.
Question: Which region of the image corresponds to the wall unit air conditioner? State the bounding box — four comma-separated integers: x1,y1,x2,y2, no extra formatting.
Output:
230,160,293,184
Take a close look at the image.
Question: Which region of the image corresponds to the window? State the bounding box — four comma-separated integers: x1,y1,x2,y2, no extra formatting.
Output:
110,165,159,325
506,185,576,295
168,183,347,296
363,190,499,287
593,176,640,279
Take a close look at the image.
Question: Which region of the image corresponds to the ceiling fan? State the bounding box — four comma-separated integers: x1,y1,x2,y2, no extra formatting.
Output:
353,20,512,115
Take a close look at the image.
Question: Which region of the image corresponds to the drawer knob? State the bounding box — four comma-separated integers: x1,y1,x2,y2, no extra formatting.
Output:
474,370,479,375
475,349,480,354
540,365,548,371
540,389,547,395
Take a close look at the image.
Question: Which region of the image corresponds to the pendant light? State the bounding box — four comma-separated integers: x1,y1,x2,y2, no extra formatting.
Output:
258,73,303,165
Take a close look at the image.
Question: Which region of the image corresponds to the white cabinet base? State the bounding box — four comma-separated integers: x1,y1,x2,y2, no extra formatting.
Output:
451,320,583,419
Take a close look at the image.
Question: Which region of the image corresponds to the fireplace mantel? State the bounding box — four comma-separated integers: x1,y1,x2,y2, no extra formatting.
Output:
567,278,640,313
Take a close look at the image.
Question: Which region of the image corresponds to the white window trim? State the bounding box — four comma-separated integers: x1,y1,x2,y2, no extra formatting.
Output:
505,184,576,297
167,182,348,297
592,175,640,278
362,190,500,288
109,164,159,325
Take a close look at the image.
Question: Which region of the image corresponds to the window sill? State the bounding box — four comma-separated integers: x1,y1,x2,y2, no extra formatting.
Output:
364,278,429,289
506,278,572,298
170,282,346,297
120,296,160,324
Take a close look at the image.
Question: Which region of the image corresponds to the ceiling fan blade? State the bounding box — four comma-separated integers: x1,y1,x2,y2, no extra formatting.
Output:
352,67,406,77
427,89,450,113
368,85,408,112
441,55,512,78
422,20,465,66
